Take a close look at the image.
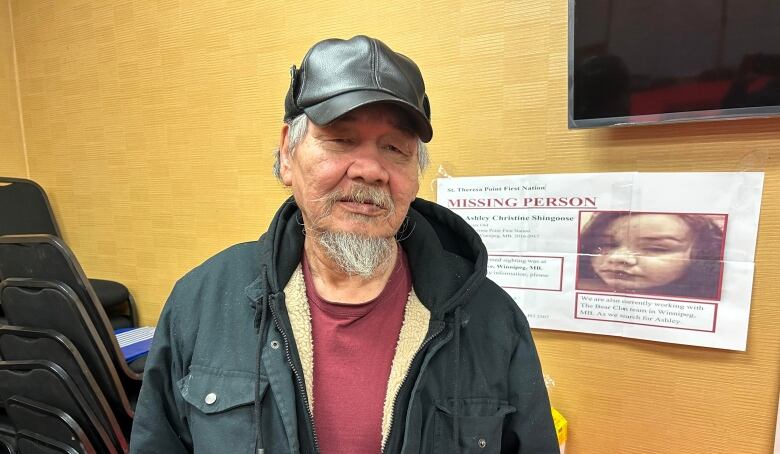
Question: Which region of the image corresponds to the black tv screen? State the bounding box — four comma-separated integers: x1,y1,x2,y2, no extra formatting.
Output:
569,0,780,128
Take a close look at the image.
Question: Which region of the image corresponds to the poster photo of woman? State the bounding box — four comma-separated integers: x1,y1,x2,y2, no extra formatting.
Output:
576,211,727,300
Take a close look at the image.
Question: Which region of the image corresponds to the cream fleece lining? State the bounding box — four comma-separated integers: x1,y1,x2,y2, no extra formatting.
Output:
284,266,315,411
283,265,431,450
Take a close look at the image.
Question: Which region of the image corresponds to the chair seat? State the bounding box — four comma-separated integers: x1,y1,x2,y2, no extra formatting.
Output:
108,314,134,330
88,279,128,309
128,354,147,374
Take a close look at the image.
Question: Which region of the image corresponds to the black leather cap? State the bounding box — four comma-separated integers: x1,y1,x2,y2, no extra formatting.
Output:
284,35,432,142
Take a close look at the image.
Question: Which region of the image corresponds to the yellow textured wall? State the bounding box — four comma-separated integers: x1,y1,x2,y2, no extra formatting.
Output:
0,0,26,177
8,1,780,453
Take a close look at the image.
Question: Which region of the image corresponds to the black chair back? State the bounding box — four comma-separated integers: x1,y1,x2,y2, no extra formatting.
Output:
16,430,80,454
0,361,120,453
6,396,94,454
0,236,141,385
0,325,131,435
0,284,135,423
0,178,61,237
0,179,137,329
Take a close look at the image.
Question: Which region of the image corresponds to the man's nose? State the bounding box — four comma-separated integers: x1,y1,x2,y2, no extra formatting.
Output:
346,145,390,185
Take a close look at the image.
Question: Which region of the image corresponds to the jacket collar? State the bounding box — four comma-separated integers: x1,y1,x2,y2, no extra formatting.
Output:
402,198,487,318
245,197,488,318
245,197,304,307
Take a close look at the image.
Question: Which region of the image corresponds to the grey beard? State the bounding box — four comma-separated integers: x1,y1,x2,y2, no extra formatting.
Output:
316,230,395,279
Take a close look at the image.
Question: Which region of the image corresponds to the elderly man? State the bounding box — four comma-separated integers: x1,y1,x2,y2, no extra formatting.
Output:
130,36,558,454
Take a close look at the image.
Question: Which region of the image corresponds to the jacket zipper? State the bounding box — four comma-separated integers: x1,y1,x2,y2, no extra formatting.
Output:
381,322,447,454
268,300,320,454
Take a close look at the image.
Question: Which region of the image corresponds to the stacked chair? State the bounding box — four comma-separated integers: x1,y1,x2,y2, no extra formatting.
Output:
0,178,145,453
0,177,137,329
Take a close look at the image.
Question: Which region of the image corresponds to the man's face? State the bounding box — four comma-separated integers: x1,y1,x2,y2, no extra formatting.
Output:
279,104,421,240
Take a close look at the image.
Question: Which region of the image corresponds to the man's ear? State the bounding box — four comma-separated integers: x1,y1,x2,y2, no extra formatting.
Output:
278,124,293,186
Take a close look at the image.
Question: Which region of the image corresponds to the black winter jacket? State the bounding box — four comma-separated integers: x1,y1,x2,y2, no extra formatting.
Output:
129,198,559,453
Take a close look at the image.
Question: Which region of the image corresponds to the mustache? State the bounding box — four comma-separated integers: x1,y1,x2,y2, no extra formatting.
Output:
318,185,395,216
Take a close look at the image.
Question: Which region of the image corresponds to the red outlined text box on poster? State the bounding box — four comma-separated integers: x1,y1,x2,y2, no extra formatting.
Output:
575,292,718,332
487,254,564,292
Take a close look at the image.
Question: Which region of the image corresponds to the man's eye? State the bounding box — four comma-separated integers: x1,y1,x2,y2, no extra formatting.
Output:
384,144,405,154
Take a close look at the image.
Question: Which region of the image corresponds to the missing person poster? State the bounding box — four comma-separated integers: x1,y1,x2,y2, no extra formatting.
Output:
436,172,764,351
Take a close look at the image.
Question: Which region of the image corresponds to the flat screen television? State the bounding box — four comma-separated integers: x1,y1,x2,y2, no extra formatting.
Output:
569,0,780,128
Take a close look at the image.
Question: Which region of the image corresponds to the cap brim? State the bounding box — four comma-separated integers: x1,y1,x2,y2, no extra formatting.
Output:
303,90,433,142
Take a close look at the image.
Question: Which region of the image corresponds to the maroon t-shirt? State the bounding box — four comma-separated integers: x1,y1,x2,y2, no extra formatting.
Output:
302,248,411,454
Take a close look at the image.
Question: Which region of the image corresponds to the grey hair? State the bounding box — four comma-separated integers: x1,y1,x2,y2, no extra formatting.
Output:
317,231,395,278
272,113,429,181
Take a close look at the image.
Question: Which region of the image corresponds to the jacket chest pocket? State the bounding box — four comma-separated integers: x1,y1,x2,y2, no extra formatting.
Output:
433,398,516,454
178,364,267,453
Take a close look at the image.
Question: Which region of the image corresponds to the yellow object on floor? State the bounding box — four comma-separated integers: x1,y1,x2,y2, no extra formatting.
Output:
552,406,568,449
